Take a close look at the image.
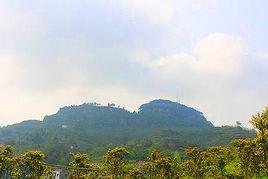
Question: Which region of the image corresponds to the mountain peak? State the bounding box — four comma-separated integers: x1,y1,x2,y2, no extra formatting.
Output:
139,99,213,128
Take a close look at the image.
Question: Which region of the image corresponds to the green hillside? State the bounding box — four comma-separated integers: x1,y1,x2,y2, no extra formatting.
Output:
0,99,255,164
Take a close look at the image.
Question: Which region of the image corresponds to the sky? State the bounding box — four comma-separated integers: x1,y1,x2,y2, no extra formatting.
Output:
0,0,267,127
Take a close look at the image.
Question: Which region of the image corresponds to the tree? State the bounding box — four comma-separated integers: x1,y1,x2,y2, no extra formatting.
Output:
69,152,104,178
182,146,207,178
0,145,17,177
251,107,268,139
128,168,144,179
103,147,129,178
251,106,268,143
69,152,91,178
206,146,233,177
251,106,268,174
20,150,49,179
144,149,174,178
233,139,261,177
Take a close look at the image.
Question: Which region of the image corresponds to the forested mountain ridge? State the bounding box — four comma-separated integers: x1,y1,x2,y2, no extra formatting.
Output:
0,99,255,164
43,99,213,128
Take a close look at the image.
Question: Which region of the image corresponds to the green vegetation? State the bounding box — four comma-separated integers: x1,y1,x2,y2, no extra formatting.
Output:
0,107,268,179
0,105,266,178
0,99,255,165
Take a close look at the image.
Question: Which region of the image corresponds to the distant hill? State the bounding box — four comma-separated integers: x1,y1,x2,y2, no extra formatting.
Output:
0,99,255,164
43,99,213,128
138,99,213,127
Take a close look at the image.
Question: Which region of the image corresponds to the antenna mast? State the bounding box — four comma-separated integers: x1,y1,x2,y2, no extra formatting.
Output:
176,92,181,104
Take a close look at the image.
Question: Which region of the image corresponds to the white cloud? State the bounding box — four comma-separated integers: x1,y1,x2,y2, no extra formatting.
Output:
193,33,246,74
151,33,246,75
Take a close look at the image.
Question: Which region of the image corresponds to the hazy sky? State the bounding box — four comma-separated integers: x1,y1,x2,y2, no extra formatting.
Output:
0,0,267,126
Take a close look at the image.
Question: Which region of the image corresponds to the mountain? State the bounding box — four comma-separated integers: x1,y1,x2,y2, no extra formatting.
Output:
138,99,213,127
42,99,213,129
0,99,255,164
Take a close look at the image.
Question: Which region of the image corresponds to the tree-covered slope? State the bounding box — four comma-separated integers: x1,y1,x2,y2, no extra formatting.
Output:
0,99,255,164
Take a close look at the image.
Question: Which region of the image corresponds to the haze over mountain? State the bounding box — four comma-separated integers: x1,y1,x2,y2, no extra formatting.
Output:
0,99,255,164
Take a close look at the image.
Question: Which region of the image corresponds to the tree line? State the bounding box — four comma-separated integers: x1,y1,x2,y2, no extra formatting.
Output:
0,106,267,178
